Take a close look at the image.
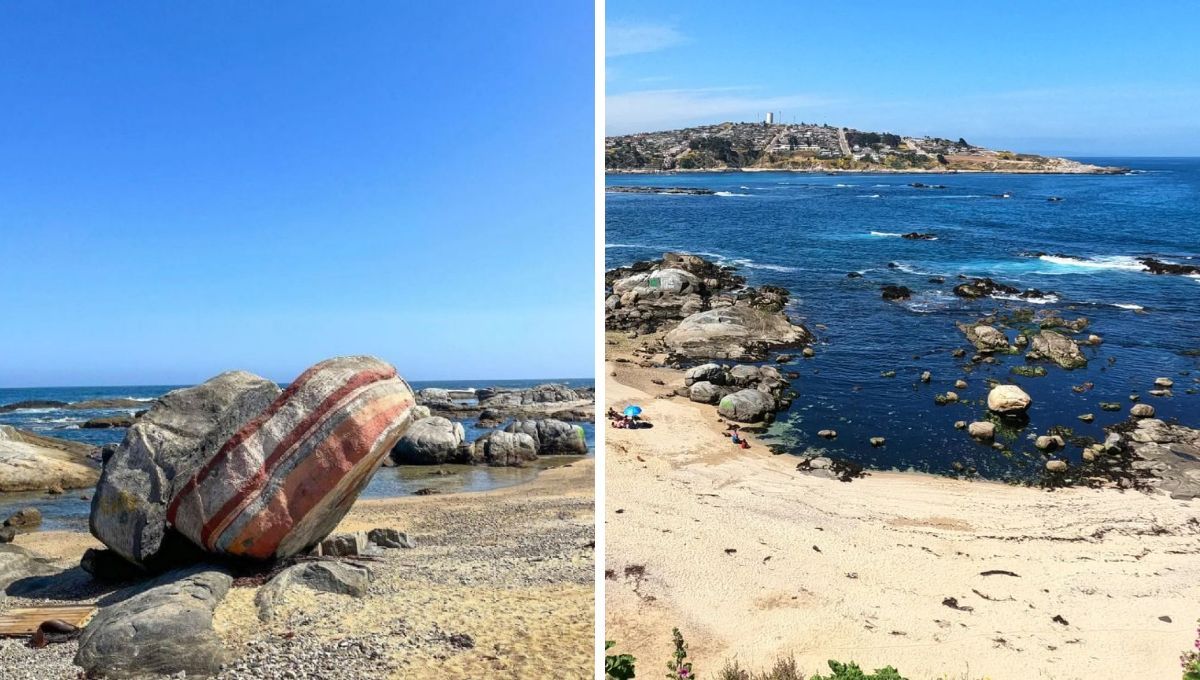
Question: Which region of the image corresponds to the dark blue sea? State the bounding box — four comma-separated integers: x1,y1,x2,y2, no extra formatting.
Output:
0,378,594,530
606,158,1200,481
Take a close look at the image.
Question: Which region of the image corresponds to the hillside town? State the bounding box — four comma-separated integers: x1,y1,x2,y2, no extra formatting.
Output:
606,119,1122,173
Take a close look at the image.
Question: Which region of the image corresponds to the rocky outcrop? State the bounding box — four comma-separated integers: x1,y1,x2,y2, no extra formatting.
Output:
74,567,231,678
1105,418,1200,499
390,416,467,465
953,278,1053,301
688,381,729,404
0,425,98,493
470,430,538,467
1026,330,1087,369
1139,257,1200,276
255,560,372,621
664,306,810,361
503,419,587,455
880,285,912,301
90,370,282,568
422,384,595,423
987,384,1032,415
82,416,136,429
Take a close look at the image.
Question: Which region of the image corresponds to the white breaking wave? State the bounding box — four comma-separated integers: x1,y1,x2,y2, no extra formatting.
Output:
993,293,1060,305
870,231,902,237
1112,303,1144,310
714,191,750,197
730,258,799,273
859,194,882,199
1038,254,1145,272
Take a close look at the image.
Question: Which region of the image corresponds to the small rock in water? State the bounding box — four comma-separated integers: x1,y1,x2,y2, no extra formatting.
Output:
920,371,932,383
968,422,996,440
1078,413,1095,423
881,370,896,378
955,380,968,389
869,437,886,447
1045,460,1068,473
817,430,838,439
1100,402,1121,412
802,347,815,358
1035,435,1064,452
1130,403,1155,418
987,385,1032,415
3,507,42,529
934,392,959,405
954,421,967,430
1088,334,1103,345
1154,377,1174,388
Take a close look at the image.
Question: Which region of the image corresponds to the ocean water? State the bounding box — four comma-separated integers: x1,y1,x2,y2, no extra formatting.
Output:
606,158,1200,481
0,378,594,530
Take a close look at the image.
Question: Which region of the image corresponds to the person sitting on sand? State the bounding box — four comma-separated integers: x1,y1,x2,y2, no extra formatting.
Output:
731,429,741,444
607,408,619,420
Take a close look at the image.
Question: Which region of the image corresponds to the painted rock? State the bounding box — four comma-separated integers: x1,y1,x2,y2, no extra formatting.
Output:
167,356,416,560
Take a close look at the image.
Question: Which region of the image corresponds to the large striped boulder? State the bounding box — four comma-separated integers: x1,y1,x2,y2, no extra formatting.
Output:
166,356,417,560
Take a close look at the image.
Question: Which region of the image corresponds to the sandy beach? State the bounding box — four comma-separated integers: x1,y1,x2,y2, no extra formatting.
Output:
2,458,595,679
603,352,1200,679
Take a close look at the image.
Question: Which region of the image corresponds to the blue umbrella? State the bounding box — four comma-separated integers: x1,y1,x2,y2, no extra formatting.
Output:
623,405,642,417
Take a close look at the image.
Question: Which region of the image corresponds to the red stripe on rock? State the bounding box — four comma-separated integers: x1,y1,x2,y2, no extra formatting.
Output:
219,396,412,558
195,368,396,549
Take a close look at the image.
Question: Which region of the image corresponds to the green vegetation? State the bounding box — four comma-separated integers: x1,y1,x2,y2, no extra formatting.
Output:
606,641,636,680
1181,619,1200,680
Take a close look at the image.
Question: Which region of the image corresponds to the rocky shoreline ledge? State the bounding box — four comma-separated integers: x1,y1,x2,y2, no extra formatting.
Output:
0,358,594,678
605,252,1200,496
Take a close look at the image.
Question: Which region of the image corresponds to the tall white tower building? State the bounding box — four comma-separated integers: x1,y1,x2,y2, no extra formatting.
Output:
765,112,774,124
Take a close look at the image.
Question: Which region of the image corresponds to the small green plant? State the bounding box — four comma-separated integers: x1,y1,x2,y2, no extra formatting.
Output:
719,655,804,680
606,640,637,680
667,628,695,679
810,660,907,680
1182,619,1200,680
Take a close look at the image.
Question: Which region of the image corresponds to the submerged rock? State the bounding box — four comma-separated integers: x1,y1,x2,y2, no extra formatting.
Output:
958,323,1010,352
1026,330,1087,369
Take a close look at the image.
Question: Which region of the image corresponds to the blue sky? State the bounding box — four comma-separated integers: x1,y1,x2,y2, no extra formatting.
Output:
0,3,594,387
607,0,1200,156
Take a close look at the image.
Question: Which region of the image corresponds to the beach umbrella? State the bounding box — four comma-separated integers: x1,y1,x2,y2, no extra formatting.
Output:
623,405,642,417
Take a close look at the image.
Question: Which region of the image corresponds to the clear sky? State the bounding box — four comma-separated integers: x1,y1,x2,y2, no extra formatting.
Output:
607,0,1200,156
0,3,594,387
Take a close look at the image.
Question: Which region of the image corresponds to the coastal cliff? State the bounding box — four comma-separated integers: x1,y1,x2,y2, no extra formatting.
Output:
606,121,1122,173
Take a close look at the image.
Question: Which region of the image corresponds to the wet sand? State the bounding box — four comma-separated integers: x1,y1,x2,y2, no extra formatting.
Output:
604,356,1200,680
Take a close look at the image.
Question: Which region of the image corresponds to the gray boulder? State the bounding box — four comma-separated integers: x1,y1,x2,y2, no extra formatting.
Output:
0,544,61,594
717,389,776,423
664,306,810,361
367,528,415,549
74,567,231,678
1027,330,1087,369
470,431,538,466
391,416,466,464
728,364,763,386
89,371,281,568
688,381,726,404
503,419,587,455
683,363,726,386
255,560,372,621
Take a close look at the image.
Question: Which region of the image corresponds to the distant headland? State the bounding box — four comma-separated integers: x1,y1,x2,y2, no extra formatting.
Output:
606,121,1125,174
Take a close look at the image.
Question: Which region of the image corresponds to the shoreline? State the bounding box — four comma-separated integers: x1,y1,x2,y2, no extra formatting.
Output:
605,166,1126,176
3,458,595,679
603,352,1200,680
